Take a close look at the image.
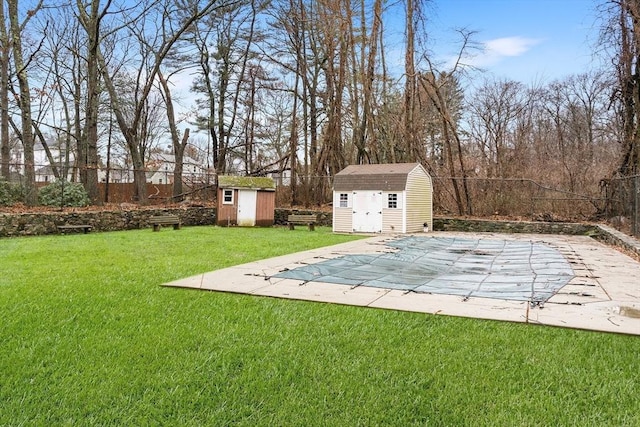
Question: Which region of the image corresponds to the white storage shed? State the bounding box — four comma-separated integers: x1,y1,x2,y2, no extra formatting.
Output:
332,163,433,234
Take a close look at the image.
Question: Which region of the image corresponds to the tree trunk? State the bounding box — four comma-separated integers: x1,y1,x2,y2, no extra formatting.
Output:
404,0,417,159
196,39,219,173
290,65,300,206
0,2,9,180
8,0,38,205
355,0,381,165
159,68,189,201
173,129,189,201
77,0,102,204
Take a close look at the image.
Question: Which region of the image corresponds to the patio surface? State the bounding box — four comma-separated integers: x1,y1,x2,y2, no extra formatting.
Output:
163,231,640,335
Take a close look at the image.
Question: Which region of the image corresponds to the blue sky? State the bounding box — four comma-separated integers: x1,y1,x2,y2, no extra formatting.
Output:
422,0,601,83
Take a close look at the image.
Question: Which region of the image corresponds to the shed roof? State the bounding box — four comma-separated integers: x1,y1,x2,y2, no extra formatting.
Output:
333,163,425,191
218,175,276,190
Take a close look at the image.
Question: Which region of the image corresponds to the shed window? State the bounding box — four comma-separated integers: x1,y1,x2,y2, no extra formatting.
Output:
223,189,234,204
339,193,348,208
387,193,398,209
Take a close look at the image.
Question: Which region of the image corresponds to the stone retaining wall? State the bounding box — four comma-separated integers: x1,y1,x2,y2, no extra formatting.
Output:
592,224,640,261
0,207,333,237
432,217,598,235
0,207,331,237
0,207,216,237
1,208,638,261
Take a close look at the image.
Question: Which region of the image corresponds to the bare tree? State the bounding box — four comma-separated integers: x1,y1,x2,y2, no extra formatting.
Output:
42,10,83,183
29,8,77,183
0,1,9,180
352,0,382,165
97,0,226,203
189,0,264,176
266,0,313,205
418,29,475,215
305,0,351,203
601,0,640,176
536,72,613,191
403,0,418,157
157,70,190,201
7,0,44,205
75,0,109,203
468,78,529,178
420,71,470,214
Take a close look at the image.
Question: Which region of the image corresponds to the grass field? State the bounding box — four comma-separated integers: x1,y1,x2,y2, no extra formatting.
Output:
0,226,638,426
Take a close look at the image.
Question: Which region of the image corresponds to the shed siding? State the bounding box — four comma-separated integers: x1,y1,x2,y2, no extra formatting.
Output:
217,188,238,226
255,191,275,226
333,208,353,232
405,166,433,232
382,208,404,233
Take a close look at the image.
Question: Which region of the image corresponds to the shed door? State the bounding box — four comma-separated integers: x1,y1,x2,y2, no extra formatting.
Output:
237,189,257,226
352,191,383,233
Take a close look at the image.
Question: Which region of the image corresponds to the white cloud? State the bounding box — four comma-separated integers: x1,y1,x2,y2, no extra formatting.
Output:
458,36,543,69
485,37,541,58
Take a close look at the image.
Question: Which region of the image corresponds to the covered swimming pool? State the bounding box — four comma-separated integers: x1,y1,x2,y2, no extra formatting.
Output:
273,236,575,305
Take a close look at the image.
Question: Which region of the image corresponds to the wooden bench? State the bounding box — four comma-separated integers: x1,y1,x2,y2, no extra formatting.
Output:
287,214,318,231
57,224,92,234
149,215,181,232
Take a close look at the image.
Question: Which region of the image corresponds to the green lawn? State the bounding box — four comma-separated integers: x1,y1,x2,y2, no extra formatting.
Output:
0,226,638,426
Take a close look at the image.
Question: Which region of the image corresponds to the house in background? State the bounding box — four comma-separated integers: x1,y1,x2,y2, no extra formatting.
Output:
217,176,276,227
101,166,133,184
146,153,206,185
31,142,78,183
34,163,76,183
266,169,291,186
332,163,433,234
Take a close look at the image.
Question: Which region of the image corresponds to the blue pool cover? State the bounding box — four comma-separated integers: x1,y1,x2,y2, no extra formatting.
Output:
273,236,575,304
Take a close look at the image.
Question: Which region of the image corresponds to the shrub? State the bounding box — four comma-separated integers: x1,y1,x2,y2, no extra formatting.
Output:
0,178,23,206
38,180,90,207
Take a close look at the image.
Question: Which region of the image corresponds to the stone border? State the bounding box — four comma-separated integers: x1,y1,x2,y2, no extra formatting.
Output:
433,217,597,235
591,224,640,262
433,217,640,262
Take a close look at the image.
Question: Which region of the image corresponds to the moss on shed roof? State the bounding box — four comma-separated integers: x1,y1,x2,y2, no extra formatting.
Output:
218,175,276,190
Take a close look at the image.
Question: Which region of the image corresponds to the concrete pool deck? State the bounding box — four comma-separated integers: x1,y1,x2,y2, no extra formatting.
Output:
163,232,640,335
